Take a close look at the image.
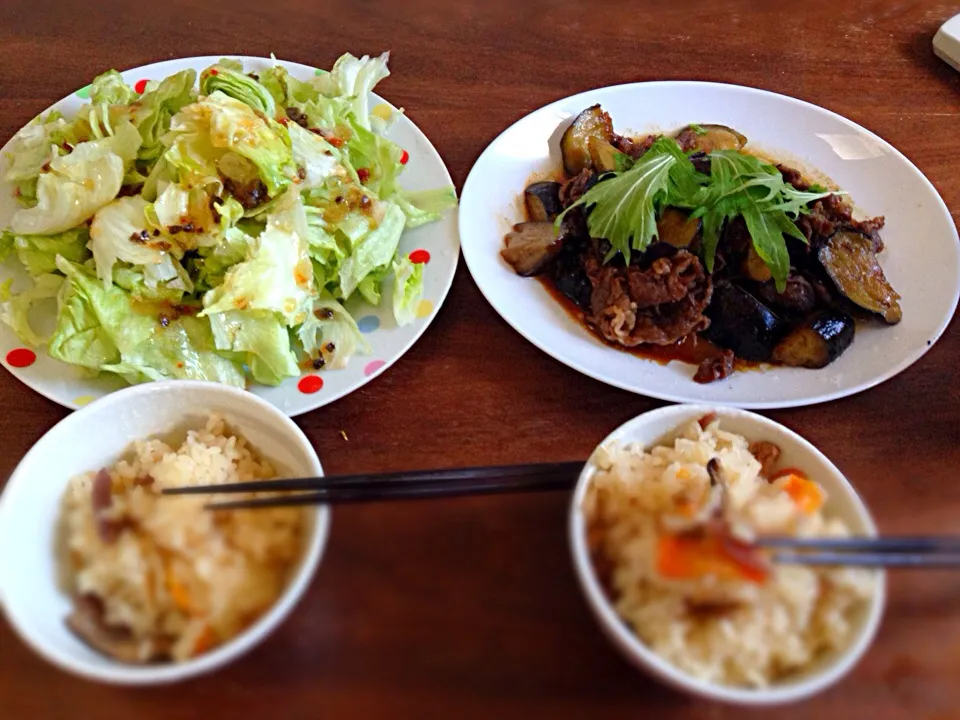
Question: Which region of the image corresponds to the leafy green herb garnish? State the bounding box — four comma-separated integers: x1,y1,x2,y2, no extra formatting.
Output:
558,138,706,263
689,123,708,136
559,140,835,291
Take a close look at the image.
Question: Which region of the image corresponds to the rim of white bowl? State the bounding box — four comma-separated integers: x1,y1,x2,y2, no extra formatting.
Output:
568,404,887,706
0,380,329,685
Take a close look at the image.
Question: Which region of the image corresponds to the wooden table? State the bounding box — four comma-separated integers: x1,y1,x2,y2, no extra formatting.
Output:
1,0,959,717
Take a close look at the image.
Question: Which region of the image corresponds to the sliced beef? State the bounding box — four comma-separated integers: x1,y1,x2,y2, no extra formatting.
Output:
611,133,656,159
584,250,713,346
777,164,810,191
693,349,735,384
559,169,598,207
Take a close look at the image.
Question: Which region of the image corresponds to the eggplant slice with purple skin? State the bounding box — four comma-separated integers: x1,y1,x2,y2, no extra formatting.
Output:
771,310,856,368
702,282,786,362
523,181,564,222
501,222,561,276
818,230,902,324
560,105,615,176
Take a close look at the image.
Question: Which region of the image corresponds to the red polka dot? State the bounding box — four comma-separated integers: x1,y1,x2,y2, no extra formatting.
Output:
298,375,323,394
409,249,430,264
400,149,409,165
6,348,36,368
134,79,148,94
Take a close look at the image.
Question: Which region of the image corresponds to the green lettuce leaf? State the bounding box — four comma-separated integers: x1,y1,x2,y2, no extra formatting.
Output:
297,293,368,369
259,64,320,108
89,70,138,106
49,256,157,368
3,112,69,204
164,92,296,197
200,191,313,323
5,227,90,276
391,255,423,326
89,196,174,285
0,273,63,346
132,69,197,162
208,309,299,385
10,121,142,235
314,53,390,131
287,122,348,189
337,201,406,299
394,186,458,228
102,314,245,387
200,63,276,118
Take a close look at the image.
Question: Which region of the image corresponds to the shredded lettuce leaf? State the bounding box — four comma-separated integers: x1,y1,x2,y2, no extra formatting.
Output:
0,53,455,389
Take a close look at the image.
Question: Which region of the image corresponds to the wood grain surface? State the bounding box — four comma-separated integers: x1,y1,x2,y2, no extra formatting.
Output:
1,0,959,717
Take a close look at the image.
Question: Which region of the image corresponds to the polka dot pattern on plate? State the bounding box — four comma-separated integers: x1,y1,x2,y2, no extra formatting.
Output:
297,375,323,394
6,348,36,368
400,149,409,165
73,395,96,407
357,315,380,334
134,79,148,94
416,299,434,319
409,249,430,264
363,360,386,376
75,85,91,99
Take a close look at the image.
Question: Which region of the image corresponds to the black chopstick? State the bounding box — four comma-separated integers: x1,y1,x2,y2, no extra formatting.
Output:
756,535,960,568
161,460,583,497
203,472,577,510
771,551,960,568
755,536,960,553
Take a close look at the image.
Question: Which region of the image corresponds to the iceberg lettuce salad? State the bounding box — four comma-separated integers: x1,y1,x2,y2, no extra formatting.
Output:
0,53,456,388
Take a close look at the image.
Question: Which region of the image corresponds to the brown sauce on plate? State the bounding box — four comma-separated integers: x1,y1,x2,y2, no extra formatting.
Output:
537,275,760,373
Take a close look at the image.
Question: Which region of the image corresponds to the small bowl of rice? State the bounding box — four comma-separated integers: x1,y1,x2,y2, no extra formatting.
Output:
0,380,329,685
569,404,885,706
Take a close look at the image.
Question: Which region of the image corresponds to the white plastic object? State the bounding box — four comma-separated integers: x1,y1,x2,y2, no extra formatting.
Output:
934,15,960,71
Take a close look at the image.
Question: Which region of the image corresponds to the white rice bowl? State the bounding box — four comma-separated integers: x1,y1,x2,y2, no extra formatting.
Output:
569,405,885,705
61,414,307,663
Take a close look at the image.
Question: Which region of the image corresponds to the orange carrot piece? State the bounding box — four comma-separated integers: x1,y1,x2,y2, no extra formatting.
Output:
781,474,824,514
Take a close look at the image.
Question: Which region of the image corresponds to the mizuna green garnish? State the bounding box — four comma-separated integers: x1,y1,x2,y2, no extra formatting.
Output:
559,138,835,292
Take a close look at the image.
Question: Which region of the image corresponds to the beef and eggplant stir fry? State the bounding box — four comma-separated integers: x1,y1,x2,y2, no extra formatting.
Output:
501,105,902,383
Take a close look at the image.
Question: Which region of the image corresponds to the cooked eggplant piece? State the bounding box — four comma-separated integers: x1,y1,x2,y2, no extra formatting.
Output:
702,282,785,361
772,310,855,368
501,222,561,276
818,230,902,324
656,208,702,249
688,151,711,175
560,106,614,175
757,274,817,316
742,246,772,282
588,137,621,173
678,124,748,154
523,181,563,222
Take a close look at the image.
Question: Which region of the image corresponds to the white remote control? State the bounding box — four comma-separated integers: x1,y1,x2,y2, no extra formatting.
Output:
934,15,960,71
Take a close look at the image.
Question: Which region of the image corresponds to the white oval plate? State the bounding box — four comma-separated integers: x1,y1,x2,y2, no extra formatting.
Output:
0,56,459,416
460,82,960,409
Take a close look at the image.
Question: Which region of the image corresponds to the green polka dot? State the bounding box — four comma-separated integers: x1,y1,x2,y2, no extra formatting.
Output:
314,68,328,76
76,84,91,99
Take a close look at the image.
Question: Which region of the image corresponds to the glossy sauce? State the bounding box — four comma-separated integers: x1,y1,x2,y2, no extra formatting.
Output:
537,275,760,372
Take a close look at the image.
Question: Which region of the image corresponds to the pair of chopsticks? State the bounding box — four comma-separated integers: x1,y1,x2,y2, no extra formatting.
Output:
160,461,584,510
755,536,960,569
161,464,960,569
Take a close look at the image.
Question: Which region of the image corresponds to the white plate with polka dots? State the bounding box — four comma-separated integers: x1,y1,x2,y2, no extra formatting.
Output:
0,56,459,416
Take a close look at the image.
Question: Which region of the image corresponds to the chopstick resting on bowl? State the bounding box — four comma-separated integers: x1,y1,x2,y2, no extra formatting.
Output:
160,461,584,510
756,535,960,568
